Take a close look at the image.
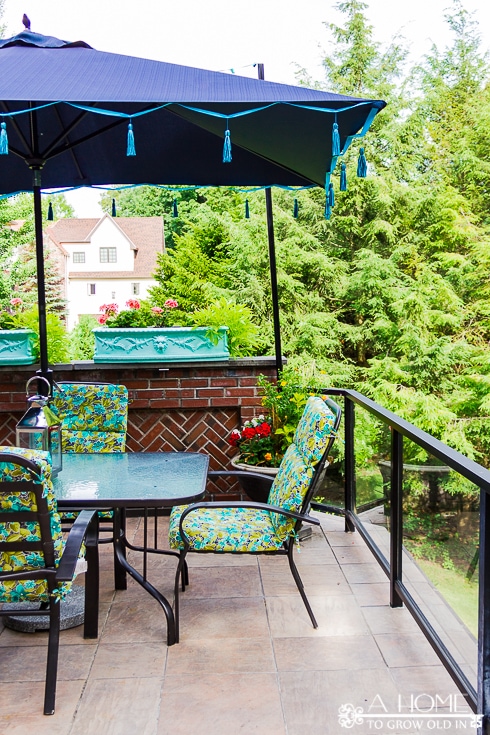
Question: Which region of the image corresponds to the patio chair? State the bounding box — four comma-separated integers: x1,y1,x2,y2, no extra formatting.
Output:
0,447,99,715
169,395,341,640
51,382,128,454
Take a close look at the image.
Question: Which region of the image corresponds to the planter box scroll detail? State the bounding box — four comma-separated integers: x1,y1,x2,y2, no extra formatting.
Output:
93,327,229,363
0,329,36,365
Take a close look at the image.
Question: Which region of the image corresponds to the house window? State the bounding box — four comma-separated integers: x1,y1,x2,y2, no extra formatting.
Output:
111,291,116,299
131,283,140,296
73,252,85,263
100,247,117,263
87,283,96,295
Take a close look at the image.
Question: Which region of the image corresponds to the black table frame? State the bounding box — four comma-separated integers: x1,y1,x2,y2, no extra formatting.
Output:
54,452,209,646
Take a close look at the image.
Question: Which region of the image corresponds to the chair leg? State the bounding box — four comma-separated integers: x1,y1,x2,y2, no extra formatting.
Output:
43,598,61,715
287,543,318,629
174,549,188,643
83,515,100,639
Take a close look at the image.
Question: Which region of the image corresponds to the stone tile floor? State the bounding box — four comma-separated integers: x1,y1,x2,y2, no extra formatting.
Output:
0,511,477,735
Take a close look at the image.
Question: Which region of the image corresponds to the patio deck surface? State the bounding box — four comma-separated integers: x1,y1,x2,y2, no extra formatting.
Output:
0,511,476,735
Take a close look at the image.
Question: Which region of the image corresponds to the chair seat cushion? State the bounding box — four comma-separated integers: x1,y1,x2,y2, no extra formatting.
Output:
169,505,284,552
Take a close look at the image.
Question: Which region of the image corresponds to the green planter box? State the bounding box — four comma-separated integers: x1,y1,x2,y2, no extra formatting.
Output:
93,326,229,363
0,329,36,365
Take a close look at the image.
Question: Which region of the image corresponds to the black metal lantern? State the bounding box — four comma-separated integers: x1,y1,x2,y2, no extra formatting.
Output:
16,376,62,475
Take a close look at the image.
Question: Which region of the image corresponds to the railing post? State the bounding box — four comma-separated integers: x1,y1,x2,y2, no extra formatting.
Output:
344,396,356,532
478,488,490,731
390,428,403,607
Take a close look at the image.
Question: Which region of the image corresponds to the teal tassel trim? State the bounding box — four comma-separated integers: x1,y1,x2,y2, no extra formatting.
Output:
127,121,136,156
223,128,232,163
328,183,335,208
293,198,299,218
340,163,347,191
173,199,179,217
357,147,367,178
0,122,8,155
332,122,340,157
111,199,117,217
324,201,332,220
245,199,250,219
47,202,54,221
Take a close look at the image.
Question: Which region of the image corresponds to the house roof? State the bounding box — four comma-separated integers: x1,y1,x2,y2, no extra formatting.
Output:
46,215,164,278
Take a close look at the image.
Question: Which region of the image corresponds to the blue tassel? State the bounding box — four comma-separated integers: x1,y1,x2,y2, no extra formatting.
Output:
0,122,8,155
324,201,332,220
293,198,299,218
357,147,368,178
328,183,335,208
245,199,250,219
223,128,232,163
340,163,347,191
111,199,117,217
47,202,54,221
127,121,136,156
332,122,340,157
173,198,179,218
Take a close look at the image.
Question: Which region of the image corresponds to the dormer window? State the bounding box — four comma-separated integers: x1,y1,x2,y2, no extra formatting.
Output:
100,247,117,263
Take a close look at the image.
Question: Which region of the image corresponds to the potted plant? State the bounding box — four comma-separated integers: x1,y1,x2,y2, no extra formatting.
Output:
0,298,37,365
93,298,230,363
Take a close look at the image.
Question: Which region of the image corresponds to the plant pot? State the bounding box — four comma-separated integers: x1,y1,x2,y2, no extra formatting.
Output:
0,329,36,365
230,456,278,503
93,326,229,363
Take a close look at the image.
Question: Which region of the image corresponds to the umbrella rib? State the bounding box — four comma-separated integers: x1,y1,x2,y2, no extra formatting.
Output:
0,101,33,158
43,105,94,158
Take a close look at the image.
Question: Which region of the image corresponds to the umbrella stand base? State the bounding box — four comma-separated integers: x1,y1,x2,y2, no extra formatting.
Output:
2,584,85,632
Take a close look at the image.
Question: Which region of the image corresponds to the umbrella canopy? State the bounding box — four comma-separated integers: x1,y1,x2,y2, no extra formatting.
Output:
0,29,386,379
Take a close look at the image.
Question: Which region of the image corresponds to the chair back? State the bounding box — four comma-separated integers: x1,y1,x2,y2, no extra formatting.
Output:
267,396,341,540
52,382,128,453
0,447,65,601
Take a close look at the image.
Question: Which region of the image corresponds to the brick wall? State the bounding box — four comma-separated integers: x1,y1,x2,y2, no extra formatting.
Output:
0,358,277,500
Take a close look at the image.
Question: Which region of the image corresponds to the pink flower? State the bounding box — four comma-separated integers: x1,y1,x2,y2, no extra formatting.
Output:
126,299,141,309
151,307,163,314
98,314,108,324
164,299,178,309
10,298,22,308
99,303,118,316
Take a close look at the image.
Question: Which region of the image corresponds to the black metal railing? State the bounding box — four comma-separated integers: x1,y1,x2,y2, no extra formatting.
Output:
311,388,490,728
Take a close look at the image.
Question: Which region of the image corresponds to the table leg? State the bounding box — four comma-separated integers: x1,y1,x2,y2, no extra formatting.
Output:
112,507,177,646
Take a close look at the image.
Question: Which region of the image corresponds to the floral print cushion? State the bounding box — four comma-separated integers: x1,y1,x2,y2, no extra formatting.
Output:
51,383,128,434
169,505,283,552
267,444,313,539
293,396,337,466
0,446,77,602
62,430,126,454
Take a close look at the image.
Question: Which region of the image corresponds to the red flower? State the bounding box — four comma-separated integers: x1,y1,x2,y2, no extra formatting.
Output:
98,314,108,324
241,426,257,440
164,299,178,309
126,299,141,309
228,430,241,447
255,422,271,437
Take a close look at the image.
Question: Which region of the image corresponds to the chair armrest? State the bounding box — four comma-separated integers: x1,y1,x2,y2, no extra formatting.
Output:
56,510,99,582
178,500,320,546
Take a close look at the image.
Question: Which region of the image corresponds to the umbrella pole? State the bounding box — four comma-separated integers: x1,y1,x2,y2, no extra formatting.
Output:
32,175,51,388
257,64,283,381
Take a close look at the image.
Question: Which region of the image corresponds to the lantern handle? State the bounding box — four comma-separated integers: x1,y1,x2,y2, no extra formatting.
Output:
25,375,51,398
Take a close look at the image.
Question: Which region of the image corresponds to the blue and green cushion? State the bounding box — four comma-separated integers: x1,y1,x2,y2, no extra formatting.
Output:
293,396,337,466
0,446,83,603
169,506,283,552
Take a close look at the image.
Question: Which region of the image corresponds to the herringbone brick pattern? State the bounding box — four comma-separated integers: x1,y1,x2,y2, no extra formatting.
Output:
0,413,22,447
127,408,243,499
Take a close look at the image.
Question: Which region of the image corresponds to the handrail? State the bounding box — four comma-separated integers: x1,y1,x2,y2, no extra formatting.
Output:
313,388,487,724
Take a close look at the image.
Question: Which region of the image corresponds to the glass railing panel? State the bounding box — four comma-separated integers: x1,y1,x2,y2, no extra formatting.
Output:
400,440,478,689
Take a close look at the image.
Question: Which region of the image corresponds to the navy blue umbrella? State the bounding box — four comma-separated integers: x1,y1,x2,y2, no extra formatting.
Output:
0,28,386,380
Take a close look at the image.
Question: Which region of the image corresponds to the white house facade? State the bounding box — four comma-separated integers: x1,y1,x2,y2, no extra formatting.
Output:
45,215,165,330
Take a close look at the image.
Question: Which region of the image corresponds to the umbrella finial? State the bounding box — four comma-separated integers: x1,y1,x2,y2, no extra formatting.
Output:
22,14,31,30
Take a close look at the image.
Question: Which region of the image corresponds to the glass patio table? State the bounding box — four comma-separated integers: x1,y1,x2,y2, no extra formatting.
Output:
53,452,209,646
